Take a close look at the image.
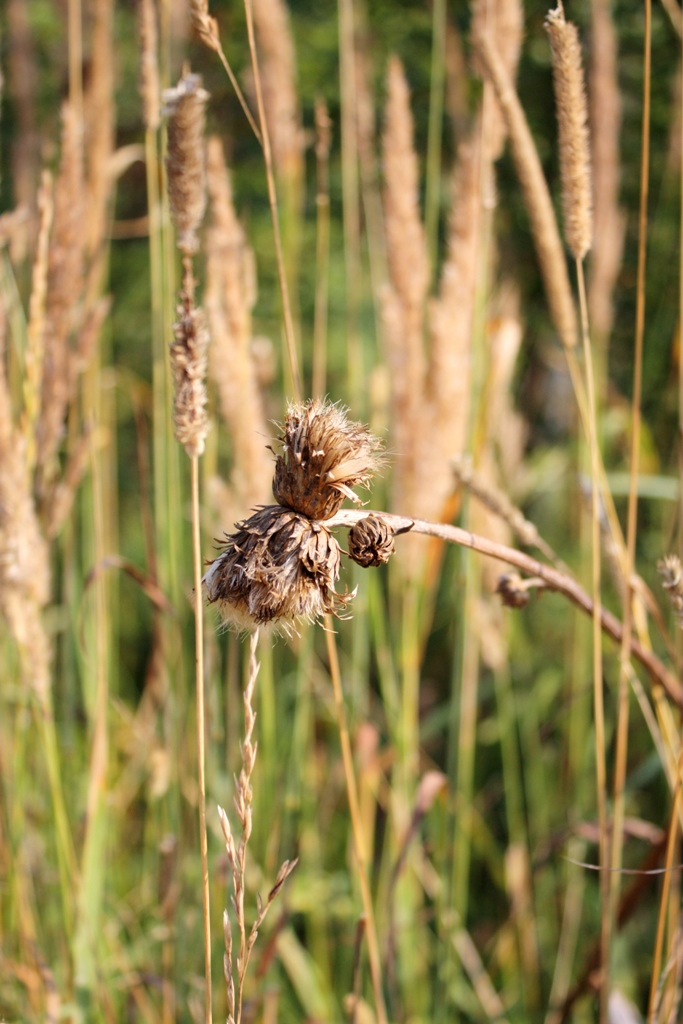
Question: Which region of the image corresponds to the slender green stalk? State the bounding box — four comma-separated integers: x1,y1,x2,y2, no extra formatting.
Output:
243,0,302,402
191,454,212,1024
425,0,447,277
324,618,388,1024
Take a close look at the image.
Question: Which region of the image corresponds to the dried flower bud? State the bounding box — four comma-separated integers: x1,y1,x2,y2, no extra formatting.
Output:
203,505,354,631
273,398,384,520
348,515,397,567
658,555,683,628
164,72,209,255
496,571,531,609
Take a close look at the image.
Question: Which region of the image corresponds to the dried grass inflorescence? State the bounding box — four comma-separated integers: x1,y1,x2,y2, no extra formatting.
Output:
203,505,353,631
658,555,683,629
272,398,384,520
170,288,210,458
544,2,592,260
164,72,209,256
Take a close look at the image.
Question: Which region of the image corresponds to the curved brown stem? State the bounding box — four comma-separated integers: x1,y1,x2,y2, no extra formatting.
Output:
327,509,683,709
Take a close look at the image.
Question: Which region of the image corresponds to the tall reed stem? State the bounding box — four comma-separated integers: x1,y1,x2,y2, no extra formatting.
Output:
243,0,302,401
192,453,212,1024
324,618,387,1024
612,0,650,1003
425,0,447,275
576,257,608,1021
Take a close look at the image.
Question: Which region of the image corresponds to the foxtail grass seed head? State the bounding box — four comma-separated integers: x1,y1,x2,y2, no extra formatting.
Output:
138,0,160,131
273,398,384,520
658,555,683,628
164,71,209,255
170,297,209,457
203,505,354,631
544,2,592,260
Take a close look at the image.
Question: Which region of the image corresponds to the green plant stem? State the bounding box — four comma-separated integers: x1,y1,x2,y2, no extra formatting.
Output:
576,257,609,1023
324,618,388,1024
425,0,447,276
243,0,302,402
192,453,212,1024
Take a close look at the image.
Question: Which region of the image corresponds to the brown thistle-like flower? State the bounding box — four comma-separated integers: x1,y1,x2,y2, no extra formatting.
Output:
348,514,400,568
203,505,354,631
658,555,683,629
273,398,384,520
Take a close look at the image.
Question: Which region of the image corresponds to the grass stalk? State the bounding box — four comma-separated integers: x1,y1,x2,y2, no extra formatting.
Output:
338,0,363,409
191,453,212,1024
425,0,447,276
611,0,650,1001
312,98,331,398
576,256,609,1021
324,617,388,1024
648,759,683,1020
243,0,302,402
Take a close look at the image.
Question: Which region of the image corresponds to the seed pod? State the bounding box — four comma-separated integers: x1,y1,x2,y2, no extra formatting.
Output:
203,505,354,631
496,571,531,609
273,398,384,520
348,515,396,568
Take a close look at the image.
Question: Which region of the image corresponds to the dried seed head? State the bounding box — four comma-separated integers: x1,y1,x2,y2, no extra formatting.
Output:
496,571,531,609
544,2,592,260
164,71,209,255
273,398,384,520
348,515,397,568
170,296,209,457
658,555,683,628
203,505,354,631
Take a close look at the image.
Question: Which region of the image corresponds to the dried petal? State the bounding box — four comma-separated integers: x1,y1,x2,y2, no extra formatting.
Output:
203,505,353,631
273,398,384,520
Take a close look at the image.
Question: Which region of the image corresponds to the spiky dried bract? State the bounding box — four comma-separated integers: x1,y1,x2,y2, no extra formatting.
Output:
658,555,683,628
348,515,396,568
170,290,209,457
164,72,209,255
138,0,160,131
204,505,353,630
273,399,384,520
545,2,592,260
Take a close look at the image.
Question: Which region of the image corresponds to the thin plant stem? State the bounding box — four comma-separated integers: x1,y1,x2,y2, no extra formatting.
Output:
576,257,609,1022
648,752,683,1020
214,46,263,146
326,509,682,705
243,0,302,402
312,100,331,398
425,0,447,276
612,0,651,1002
324,617,388,1024
68,0,82,115
192,453,212,1024
338,0,362,409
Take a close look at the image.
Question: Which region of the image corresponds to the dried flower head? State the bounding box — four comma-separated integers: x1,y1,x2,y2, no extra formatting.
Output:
658,555,683,629
164,71,209,255
348,514,398,568
203,505,354,631
272,399,384,520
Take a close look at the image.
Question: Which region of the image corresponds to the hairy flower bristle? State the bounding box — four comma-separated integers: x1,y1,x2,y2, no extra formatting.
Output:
203,505,354,631
272,398,384,520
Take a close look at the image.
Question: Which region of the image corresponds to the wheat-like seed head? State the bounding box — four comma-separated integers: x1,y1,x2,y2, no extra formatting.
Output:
545,2,592,260
164,71,209,256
